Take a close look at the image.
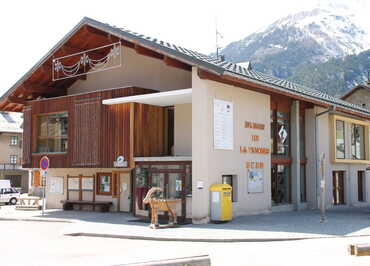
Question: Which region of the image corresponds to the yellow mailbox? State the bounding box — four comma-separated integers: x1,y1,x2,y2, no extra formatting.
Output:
209,184,232,222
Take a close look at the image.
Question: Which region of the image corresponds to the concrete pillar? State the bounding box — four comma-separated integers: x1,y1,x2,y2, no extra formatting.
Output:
191,67,211,224
290,100,301,209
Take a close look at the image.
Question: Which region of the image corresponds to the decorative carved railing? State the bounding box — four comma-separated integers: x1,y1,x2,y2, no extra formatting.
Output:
52,42,121,81
0,163,23,170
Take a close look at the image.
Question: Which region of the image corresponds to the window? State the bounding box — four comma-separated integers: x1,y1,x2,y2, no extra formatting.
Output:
9,155,17,164
222,175,238,202
300,165,306,202
10,136,18,146
97,173,112,195
358,171,365,202
351,124,365,160
5,175,21,188
37,113,68,153
0,188,18,194
335,120,345,159
270,109,290,156
299,115,305,160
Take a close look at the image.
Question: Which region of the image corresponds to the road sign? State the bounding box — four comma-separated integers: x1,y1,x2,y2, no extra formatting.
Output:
39,156,49,217
40,156,50,171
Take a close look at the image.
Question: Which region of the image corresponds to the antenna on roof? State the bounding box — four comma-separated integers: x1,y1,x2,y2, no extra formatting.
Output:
215,17,224,61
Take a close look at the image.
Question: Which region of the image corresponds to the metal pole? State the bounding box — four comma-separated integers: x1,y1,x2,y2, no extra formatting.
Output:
42,172,46,216
320,153,327,223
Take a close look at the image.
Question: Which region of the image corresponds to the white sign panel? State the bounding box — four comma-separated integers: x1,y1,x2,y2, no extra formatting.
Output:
68,178,80,191
48,177,64,194
248,169,264,193
82,178,94,191
213,99,234,150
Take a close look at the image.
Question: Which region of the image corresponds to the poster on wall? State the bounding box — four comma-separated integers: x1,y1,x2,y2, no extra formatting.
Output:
82,178,94,191
213,99,234,150
68,177,80,191
48,177,64,194
248,169,264,193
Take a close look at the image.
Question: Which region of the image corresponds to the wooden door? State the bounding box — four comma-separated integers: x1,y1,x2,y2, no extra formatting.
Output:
333,171,345,205
118,172,131,212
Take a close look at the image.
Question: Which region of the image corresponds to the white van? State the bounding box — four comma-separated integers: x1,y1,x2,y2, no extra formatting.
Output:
0,180,20,205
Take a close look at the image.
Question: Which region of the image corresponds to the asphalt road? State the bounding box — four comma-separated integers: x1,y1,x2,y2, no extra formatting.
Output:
2,220,370,266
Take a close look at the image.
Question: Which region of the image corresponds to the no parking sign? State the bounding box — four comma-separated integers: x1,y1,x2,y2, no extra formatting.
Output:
39,156,49,215
40,156,49,187
40,156,49,177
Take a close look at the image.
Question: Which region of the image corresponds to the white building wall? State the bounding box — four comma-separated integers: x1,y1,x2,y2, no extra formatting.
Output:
305,106,370,209
174,103,192,156
68,46,192,95
191,68,271,223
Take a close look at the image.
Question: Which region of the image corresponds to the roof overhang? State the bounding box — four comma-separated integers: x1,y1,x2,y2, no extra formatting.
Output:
341,85,370,100
102,88,192,106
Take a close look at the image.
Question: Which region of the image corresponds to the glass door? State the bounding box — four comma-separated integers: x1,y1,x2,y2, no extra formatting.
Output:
133,164,188,220
271,164,291,206
167,173,185,219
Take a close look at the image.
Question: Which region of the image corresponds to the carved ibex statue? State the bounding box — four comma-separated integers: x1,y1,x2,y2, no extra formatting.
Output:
143,187,180,229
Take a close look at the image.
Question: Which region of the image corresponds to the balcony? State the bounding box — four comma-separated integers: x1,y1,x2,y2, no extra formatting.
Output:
0,163,23,171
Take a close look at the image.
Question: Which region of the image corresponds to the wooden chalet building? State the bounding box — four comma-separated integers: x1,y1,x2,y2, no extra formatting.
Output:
1,17,370,223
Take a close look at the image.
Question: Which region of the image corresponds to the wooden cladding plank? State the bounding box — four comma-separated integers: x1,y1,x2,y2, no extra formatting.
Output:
22,106,32,167
27,86,156,168
72,98,101,166
133,103,166,157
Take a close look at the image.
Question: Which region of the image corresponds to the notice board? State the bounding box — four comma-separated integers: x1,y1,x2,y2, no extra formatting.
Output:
248,169,264,193
213,99,234,150
68,177,80,191
48,177,64,194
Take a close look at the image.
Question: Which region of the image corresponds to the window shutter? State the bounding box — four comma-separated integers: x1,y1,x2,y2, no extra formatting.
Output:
32,170,41,187
22,106,32,166
72,98,101,166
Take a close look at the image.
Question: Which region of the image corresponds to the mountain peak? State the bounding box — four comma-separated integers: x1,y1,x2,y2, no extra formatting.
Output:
217,6,370,96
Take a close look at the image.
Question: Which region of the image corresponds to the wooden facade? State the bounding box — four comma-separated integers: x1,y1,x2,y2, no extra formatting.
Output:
22,86,167,169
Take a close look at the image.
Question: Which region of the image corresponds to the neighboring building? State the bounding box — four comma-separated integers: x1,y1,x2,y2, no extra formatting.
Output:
0,112,29,192
0,17,369,223
341,84,370,109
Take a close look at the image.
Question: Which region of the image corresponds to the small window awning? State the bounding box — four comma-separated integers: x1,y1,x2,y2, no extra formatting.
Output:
102,88,192,106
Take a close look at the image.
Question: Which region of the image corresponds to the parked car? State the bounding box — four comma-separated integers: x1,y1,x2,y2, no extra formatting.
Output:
0,187,20,205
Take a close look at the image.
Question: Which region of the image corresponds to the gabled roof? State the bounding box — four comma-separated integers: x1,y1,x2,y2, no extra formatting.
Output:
1,17,370,118
0,112,23,133
341,84,370,100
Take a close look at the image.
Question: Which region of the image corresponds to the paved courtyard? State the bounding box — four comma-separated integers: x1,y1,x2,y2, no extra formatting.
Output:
2,206,370,241
1,212,370,265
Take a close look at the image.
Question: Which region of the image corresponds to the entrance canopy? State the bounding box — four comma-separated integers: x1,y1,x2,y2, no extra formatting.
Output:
102,88,192,107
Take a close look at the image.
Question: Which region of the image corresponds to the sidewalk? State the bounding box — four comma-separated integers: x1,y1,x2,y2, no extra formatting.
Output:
1,206,370,242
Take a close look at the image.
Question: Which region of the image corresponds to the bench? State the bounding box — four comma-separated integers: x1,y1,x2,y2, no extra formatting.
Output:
61,200,112,212
349,244,370,256
16,196,41,210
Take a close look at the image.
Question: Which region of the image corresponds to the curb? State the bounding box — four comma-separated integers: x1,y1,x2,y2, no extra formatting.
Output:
114,254,211,266
0,217,73,223
65,232,370,243
64,232,316,242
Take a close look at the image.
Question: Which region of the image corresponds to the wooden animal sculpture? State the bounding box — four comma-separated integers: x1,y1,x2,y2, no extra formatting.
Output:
143,187,180,229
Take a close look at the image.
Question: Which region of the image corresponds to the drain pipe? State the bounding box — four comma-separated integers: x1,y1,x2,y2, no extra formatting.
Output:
314,105,335,222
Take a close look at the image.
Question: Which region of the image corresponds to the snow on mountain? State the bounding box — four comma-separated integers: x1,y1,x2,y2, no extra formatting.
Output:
263,8,370,58
219,7,370,79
